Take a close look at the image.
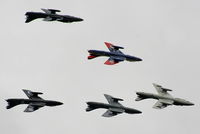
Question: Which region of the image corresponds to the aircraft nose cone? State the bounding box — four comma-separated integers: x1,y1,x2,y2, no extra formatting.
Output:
57,102,63,105
76,18,84,21
88,50,95,54
136,110,142,114
136,57,142,61
136,92,143,95
188,102,194,106
79,18,84,21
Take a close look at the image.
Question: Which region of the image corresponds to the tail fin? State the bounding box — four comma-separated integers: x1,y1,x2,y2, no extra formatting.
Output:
88,55,98,60
86,102,96,112
135,96,145,101
6,99,21,109
86,106,95,112
25,12,38,23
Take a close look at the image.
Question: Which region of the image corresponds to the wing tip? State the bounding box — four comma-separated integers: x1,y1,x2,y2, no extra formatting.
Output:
104,42,113,48
104,59,118,65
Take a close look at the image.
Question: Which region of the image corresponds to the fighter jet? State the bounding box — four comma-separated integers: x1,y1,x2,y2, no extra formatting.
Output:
25,8,83,23
6,89,63,112
86,94,142,117
135,83,194,109
88,42,142,65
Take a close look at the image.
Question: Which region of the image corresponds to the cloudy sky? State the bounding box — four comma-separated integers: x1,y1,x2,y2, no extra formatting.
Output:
0,0,199,134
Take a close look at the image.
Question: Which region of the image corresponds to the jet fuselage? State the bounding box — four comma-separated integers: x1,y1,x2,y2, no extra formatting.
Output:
86,101,142,114
136,92,194,106
6,98,63,107
88,50,142,62
25,12,83,23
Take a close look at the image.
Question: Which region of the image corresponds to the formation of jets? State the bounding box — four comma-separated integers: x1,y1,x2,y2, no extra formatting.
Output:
6,83,194,115
5,8,194,118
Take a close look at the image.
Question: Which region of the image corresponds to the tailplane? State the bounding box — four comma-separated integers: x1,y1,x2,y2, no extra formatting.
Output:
135,92,148,101
86,102,97,112
88,54,98,60
86,106,95,112
135,95,146,101
25,12,38,23
6,99,21,109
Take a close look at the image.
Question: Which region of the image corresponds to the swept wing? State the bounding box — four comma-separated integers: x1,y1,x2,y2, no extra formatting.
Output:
153,83,173,97
23,89,43,99
24,103,45,112
102,108,125,117
104,94,123,106
104,56,124,65
153,99,174,109
104,42,124,53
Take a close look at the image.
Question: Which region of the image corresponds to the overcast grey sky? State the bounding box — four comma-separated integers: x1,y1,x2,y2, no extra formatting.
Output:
0,0,199,134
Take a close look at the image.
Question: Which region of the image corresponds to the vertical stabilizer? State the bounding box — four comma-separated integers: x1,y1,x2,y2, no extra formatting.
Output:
6,99,21,109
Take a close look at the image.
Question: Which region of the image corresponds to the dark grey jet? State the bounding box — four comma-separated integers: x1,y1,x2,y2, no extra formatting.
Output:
88,42,142,65
135,83,194,109
86,94,142,117
6,89,63,112
25,8,83,23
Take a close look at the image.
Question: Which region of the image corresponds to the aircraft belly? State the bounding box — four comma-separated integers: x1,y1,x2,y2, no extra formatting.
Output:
124,108,142,114
173,99,189,106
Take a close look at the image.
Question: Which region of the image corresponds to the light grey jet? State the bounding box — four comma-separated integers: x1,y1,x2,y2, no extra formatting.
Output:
135,83,194,109
86,94,142,117
6,89,63,112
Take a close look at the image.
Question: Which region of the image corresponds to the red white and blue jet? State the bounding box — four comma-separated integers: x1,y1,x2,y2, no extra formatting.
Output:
88,42,142,65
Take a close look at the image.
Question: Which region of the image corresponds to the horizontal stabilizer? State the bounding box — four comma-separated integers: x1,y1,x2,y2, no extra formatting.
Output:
88,55,98,59
6,99,20,109
135,96,145,101
25,13,38,23
86,106,95,112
